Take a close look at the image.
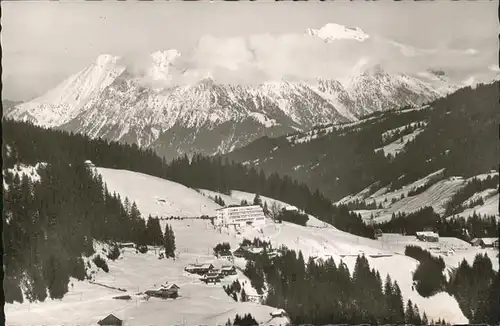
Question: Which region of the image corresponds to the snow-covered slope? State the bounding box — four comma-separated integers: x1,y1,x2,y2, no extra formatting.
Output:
375,128,425,157
339,169,499,222
455,193,499,220
96,167,221,218
6,236,288,326
347,65,441,114
5,167,470,325
8,55,125,127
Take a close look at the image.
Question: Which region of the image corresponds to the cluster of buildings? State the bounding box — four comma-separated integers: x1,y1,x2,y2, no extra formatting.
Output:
184,263,237,283
214,205,266,227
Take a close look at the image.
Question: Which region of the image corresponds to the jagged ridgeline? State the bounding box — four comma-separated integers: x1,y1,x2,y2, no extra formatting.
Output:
223,81,500,201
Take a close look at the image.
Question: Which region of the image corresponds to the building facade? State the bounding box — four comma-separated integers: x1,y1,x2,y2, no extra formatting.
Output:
416,231,439,242
215,205,266,227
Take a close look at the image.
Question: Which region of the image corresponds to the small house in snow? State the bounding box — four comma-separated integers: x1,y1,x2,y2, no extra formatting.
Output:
470,238,482,247
119,242,135,249
84,160,95,168
145,283,180,299
246,294,263,303
217,250,233,261
220,265,237,276
416,231,439,242
185,263,214,275
233,247,248,258
478,238,498,248
270,309,287,318
203,269,223,283
97,314,122,326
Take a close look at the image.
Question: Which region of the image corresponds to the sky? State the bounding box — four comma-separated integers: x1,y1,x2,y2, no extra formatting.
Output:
2,1,498,101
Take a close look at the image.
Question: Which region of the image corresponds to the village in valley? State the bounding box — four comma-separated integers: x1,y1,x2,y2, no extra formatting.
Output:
68,173,495,326
4,3,500,325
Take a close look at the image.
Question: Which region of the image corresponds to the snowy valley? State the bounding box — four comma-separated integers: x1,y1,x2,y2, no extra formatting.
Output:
7,165,498,326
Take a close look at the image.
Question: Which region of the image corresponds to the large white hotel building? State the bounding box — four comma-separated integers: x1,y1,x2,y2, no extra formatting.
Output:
215,205,266,227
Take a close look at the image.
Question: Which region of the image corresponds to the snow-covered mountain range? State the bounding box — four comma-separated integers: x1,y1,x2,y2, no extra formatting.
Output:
6,24,448,160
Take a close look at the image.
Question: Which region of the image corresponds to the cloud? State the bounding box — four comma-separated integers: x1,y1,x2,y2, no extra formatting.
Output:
119,25,496,89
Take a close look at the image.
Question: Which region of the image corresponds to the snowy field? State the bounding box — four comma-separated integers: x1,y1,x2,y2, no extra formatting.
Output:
6,167,484,325
377,234,499,272
381,121,427,142
97,167,222,218
455,192,499,220
337,169,446,206
354,177,466,223
6,221,289,326
375,128,425,157
339,169,498,222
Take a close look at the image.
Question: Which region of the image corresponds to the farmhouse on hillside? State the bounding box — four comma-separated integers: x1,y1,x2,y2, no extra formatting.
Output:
185,263,214,275
145,283,180,299
203,269,223,283
84,160,96,168
218,251,234,262
97,314,123,326
270,309,287,318
472,238,499,248
233,246,248,258
246,293,263,303
416,231,439,242
214,205,266,227
220,265,237,276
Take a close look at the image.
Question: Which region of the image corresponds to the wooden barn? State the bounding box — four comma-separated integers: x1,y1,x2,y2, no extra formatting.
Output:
220,265,237,276
185,263,214,275
145,283,180,299
97,314,123,326
203,269,222,283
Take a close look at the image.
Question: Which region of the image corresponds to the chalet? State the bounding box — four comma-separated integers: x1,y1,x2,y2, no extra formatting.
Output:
470,238,482,247
220,265,237,276
97,314,123,326
246,294,263,303
119,242,135,249
203,269,223,283
416,231,439,242
246,247,264,255
284,205,298,212
185,263,214,275
266,249,279,259
84,160,96,168
374,229,383,239
217,250,233,261
479,238,498,248
270,309,287,318
145,283,180,299
233,247,248,258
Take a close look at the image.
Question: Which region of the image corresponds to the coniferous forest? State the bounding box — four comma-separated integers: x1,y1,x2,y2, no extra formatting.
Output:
242,247,434,325
3,162,145,303
4,119,374,239
374,207,499,241
224,81,500,201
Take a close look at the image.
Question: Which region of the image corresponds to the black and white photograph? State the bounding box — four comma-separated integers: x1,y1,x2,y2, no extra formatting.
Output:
2,1,499,325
